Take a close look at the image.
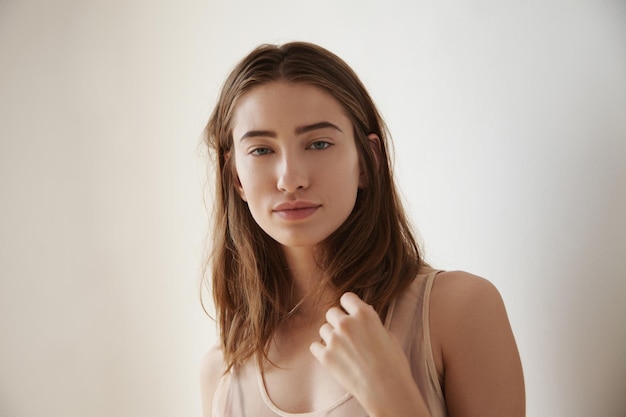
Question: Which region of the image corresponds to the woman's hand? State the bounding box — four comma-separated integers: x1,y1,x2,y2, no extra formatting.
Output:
310,292,430,417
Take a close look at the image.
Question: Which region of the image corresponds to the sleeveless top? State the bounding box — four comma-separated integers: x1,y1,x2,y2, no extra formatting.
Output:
213,268,448,417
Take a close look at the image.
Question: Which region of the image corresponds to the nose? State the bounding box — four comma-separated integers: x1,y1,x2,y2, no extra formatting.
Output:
276,152,309,193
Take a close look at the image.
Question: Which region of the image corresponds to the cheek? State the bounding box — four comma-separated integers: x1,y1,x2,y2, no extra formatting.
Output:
339,153,362,187
234,160,271,206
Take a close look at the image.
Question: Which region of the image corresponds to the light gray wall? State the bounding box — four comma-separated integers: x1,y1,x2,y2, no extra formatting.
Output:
1,1,624,416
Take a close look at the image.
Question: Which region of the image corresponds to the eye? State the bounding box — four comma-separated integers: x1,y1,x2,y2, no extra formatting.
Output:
250,147,272,156
308,141,331,150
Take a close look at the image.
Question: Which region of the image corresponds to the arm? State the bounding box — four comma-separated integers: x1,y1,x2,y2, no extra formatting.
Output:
430,271,525,417
199,344,226,417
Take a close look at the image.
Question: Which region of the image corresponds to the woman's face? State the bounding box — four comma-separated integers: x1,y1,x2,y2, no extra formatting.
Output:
231,82,363,249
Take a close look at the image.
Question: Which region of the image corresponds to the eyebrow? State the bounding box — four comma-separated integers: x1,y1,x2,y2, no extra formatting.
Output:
239,121,343,142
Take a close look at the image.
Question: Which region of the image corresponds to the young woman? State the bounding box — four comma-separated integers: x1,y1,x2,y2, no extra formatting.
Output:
201,42,525,417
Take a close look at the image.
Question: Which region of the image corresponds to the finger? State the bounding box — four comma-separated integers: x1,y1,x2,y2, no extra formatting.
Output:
339,292,366,315
310,337,338,367
325,306,346,327
309,340,326,362
319,322,334,343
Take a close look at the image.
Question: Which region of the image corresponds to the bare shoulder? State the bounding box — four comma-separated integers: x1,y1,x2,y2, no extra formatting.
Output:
430,270,504,317
429,271,506,367
430,271,525,417
200,344,226,417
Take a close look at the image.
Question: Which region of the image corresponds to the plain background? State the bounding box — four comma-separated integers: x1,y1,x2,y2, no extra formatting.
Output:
1,1,624,416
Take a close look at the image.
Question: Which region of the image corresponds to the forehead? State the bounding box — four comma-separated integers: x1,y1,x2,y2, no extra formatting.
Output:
231,82,351,135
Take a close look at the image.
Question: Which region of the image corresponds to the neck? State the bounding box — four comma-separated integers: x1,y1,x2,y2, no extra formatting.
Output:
281,246,321,296
281,246,335,315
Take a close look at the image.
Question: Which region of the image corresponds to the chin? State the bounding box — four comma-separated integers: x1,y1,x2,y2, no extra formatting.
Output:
273,233,330,250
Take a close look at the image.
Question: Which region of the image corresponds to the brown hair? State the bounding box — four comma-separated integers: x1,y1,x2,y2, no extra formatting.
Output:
204,41,424,370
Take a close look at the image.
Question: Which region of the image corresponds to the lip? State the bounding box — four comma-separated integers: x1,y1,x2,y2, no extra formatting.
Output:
273,200,320,211
272,200,321,220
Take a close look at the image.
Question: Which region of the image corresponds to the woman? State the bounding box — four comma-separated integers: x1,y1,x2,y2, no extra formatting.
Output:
201,41,525,417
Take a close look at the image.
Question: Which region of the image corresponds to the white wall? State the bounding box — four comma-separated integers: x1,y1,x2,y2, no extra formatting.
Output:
0,1,624,416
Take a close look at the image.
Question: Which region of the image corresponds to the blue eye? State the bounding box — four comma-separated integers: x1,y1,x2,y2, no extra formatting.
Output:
250,148,272,156
309,141,331,150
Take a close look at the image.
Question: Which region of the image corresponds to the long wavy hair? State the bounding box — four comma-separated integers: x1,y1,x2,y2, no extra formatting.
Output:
203,41,424,371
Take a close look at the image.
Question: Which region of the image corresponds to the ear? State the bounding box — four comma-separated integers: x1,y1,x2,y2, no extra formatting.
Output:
367,133,381,167
225,150,247,202
359,133,382,188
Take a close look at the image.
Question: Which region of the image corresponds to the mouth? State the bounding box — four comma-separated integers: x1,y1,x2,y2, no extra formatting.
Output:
273,201,321,220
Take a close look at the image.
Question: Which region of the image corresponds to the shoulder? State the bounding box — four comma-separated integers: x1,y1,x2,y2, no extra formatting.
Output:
429,270,511,357
200,344,226,417
429,271,525,416
200,343,225,382
430,270,504,315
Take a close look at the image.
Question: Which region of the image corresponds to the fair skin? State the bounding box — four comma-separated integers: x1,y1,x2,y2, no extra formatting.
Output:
232,82,363,252
200,82,525,417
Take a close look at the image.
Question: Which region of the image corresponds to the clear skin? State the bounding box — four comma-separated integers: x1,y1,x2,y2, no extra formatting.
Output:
232,82,364,253
201,82,525,417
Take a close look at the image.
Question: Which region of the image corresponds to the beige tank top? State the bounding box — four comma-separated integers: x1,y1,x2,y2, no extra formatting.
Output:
213,268,447,417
